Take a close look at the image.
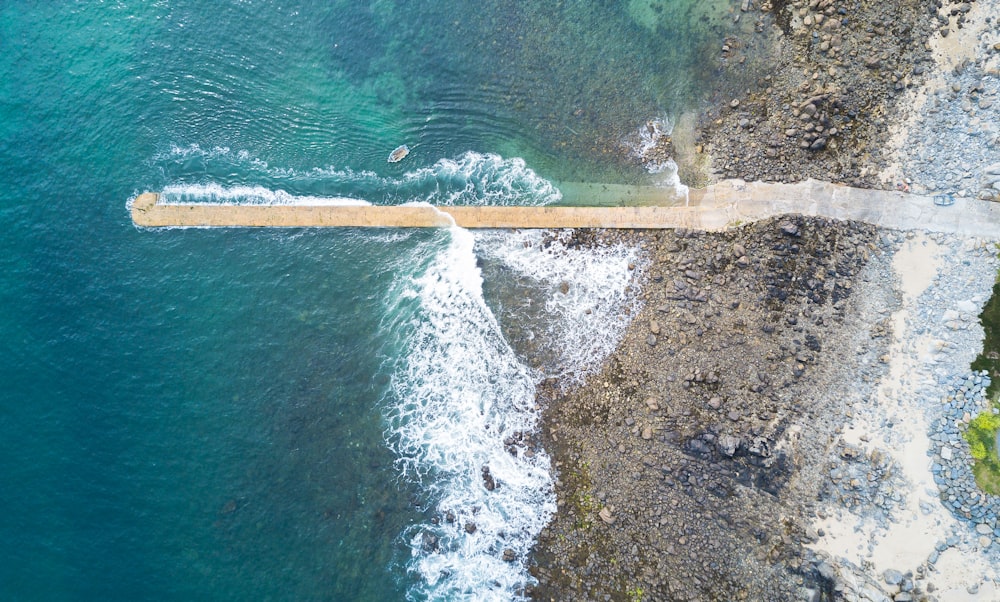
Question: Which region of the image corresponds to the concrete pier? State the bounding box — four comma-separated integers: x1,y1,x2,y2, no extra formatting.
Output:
130,180,1000,237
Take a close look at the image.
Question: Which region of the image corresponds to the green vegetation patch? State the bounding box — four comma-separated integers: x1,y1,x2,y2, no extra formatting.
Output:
973,460,1000,496
568,460,598,532
971,278,1000,400
965,259,1000,494
964,411,1000,495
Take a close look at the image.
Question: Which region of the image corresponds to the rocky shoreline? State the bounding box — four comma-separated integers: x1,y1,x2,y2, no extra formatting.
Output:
674,0,1000,196
527,0,1000,600
527,218,895,601
526,224,999,602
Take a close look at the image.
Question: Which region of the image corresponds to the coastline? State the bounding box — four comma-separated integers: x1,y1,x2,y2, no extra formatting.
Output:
528,218,895,600
526,223,997,601
681,0,1000,199
530,0,1000,600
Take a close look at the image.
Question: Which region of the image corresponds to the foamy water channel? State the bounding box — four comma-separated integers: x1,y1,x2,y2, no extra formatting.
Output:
381,224,643,600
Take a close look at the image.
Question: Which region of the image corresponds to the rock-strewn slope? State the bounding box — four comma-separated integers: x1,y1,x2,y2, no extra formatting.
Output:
686,0,980,189
529,217,896,601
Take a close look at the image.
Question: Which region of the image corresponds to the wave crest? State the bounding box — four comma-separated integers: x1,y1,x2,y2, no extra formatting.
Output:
152,145,561,206
381,229,555,601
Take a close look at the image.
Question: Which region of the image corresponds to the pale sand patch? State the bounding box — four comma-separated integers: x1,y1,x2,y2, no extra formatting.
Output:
810,233,997,597
932,3,997,75
880,0,1000,188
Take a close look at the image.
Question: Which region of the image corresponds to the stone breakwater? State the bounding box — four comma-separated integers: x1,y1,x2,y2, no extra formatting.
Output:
930,372,996,533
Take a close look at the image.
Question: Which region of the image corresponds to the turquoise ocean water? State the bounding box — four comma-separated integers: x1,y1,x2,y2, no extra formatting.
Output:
0,2,734,600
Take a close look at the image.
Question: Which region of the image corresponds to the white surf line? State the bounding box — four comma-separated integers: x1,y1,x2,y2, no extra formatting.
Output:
383,227,555,602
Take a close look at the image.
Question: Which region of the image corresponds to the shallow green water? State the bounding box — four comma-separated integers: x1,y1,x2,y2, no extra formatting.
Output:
0,1,735,599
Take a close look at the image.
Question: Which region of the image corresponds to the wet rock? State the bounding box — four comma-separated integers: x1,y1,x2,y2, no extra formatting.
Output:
482,465,497,491
421,531,439,552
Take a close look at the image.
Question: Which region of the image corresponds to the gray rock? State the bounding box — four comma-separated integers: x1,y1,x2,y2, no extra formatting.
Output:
815,561,836,581
718,434,741,457
809,137,828,151
779,221,800,237
882,568,903,586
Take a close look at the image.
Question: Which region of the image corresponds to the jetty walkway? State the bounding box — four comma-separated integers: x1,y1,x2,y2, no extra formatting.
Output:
131,180,1000,237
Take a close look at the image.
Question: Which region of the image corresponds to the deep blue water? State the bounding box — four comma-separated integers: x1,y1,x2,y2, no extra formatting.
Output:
0,2,731,599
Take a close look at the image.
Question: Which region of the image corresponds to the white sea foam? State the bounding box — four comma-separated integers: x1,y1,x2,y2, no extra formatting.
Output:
634,116,672,160
397,152,561,206
475,229,645,385
159,183,369,206
154,145,560,206
154,144,634,602
382,228,556,601
626,116,690,199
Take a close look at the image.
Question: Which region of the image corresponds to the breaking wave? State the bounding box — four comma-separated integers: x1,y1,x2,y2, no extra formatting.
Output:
381,228,555,601
152,144,561,206
159,183,369,205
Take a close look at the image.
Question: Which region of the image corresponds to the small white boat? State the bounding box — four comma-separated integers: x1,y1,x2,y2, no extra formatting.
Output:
388,144,410,163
